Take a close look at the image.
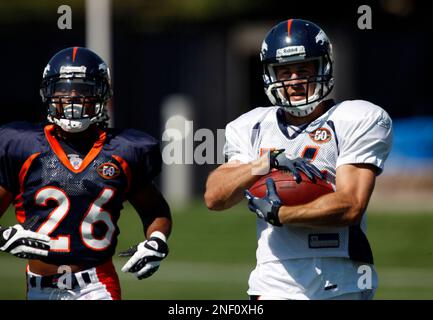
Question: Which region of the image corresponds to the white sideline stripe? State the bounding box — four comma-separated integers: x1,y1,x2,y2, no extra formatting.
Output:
1,257,433,288
115,260,433,287
114,260,252,284
377,268,433,288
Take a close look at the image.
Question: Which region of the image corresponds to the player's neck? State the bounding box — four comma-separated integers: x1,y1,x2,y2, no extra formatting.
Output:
53,125,101,143
284,100,332,126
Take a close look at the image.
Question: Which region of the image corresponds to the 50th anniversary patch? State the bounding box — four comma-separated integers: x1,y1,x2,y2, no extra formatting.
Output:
97,162,120,179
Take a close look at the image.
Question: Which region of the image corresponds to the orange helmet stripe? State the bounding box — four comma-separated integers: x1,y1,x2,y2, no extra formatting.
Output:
72,46,78,62
287,19,293,36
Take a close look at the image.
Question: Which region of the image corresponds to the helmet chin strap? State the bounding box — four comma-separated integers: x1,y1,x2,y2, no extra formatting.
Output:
278,86,321,118
266,83,322,117
282,100,321,117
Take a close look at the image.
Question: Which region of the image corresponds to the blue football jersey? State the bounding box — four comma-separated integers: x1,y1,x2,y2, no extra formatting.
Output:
0,122,162,265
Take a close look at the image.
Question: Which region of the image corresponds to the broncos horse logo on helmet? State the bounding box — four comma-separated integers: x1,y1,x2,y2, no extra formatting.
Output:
261,19,334,117
40,47,112,133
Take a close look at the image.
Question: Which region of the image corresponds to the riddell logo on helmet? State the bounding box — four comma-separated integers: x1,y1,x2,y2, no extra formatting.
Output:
276,46,306,58
59,65,87,78
97,163,120,179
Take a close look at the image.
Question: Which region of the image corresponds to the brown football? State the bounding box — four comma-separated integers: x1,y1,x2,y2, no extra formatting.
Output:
248,169,333,206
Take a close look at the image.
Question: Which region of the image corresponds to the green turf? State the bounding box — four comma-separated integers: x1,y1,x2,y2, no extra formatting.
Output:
0,201,432,300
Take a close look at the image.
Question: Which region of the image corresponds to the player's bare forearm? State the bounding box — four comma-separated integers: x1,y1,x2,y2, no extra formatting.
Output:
0,186,13,219
278,190,362,227
204,157,269,211
128,182,172,239
279,164,377,228
145,216,172,239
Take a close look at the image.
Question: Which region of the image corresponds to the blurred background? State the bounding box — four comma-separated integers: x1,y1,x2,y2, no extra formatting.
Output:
0,0,432,299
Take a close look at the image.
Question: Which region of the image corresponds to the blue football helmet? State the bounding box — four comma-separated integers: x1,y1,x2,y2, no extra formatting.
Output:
260,19,334,117
40,47,112,133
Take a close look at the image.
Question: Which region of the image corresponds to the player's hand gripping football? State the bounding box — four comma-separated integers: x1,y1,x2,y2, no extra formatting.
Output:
0,217,51,259
119,232,168,280
270,149,324,183
245,178,283,227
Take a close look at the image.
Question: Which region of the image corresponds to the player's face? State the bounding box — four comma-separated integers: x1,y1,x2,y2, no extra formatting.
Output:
275,61,317,103
51,79,98,120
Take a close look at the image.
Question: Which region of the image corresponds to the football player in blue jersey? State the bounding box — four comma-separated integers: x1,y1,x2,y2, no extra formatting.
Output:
0,47,172,300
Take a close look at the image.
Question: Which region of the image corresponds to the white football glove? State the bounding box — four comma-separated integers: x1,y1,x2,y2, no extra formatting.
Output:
119,231,168,280
0,221,51,259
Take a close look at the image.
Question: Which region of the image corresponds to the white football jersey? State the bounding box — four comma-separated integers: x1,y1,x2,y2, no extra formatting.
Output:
223,100,393,264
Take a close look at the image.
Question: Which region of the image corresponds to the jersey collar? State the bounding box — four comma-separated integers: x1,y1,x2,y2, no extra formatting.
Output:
44,124,106,173
277,99,337,138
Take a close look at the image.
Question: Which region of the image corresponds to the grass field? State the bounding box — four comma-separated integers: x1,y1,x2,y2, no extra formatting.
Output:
0,200,432,300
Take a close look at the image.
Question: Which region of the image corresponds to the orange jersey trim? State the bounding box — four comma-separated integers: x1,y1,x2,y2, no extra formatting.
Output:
301,145,320,162
15,152,41,223
112,155,132,195
95,259,122,300
44,125,106,174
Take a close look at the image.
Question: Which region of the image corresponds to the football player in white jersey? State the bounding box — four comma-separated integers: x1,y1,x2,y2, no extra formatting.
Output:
204,19,393,300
